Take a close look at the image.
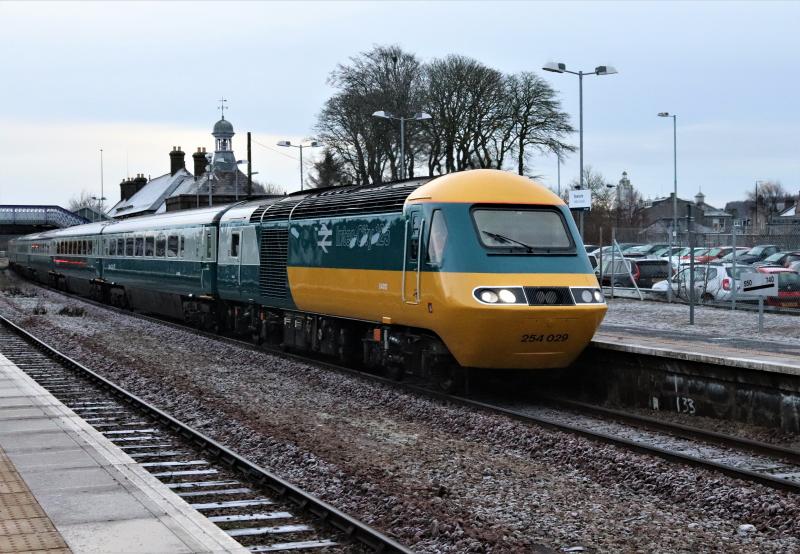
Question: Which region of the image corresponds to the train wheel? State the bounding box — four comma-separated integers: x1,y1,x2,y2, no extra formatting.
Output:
383,363,404,381
435,366,464,394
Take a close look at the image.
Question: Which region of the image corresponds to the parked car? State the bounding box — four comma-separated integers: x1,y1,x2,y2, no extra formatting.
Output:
597,258,672,288
584,244,600,253
587,253,598,270
727,244,780,265
653,263,745,301
623,243,670,258
678,247,711,262
590,243,641,257
695,246,740,264
755,267,800,307
718,247,752,262
753,251,800,269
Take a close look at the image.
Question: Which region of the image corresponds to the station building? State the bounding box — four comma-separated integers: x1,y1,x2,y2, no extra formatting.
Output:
107,116,270,219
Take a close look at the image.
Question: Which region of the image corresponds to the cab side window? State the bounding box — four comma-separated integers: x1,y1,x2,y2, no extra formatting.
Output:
426,210,448,266
409,212,421,261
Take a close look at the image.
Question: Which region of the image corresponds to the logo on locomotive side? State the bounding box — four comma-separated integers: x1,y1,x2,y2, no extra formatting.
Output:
317,223,333,253
315,221,392,254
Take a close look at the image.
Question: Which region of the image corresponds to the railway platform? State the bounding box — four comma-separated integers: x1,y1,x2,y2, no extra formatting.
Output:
0,353,247,554
594,322,800,376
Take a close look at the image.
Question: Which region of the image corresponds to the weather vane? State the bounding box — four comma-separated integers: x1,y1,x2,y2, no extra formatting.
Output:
218,97,228,119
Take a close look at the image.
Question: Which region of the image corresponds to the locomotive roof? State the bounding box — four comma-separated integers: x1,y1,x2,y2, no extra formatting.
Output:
407,169,564,205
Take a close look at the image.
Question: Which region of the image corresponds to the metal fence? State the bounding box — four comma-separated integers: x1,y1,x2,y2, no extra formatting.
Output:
603,226,800,252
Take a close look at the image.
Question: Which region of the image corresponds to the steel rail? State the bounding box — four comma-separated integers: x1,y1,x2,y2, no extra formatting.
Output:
0,313,413,554
534,395,800,465
8,277,800,494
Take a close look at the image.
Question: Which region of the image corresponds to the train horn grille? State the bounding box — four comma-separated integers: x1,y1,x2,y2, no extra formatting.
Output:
523,287,575,306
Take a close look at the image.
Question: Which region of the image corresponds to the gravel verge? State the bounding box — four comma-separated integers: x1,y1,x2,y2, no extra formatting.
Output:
1,271,799,553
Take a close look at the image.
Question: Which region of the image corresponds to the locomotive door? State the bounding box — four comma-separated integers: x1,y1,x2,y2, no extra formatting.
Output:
402,206,425,305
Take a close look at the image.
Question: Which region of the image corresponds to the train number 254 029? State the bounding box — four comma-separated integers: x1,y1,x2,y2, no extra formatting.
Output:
520,333,569,343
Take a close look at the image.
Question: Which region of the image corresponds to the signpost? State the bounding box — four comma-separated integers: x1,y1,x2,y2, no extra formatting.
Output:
568,190,591,239
740,272,778,332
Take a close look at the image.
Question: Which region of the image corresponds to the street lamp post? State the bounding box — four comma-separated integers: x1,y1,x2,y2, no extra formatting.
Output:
277,140,322,191
543,62,617,238
91,196,106,223
371,111,432,180
658,112,678,303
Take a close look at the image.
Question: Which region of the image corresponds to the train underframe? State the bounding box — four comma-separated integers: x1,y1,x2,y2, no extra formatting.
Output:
15,265,462,390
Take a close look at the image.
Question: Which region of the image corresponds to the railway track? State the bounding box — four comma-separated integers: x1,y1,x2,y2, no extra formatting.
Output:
5,277,800,497
0,314,412,554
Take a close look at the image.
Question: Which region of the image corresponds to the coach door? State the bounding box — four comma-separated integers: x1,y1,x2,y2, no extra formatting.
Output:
402,206,424,305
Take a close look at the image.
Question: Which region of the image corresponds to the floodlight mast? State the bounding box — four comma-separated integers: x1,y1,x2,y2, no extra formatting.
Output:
372,110,433,179
277,140,323,191
542,61,618,237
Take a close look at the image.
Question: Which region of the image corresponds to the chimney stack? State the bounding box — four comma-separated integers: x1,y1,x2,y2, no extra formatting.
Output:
132,174,148,195
169,146,186,176
120,178,137,201
193,147,207,178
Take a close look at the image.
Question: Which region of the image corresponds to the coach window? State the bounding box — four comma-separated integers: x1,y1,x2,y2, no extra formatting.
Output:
230,232,240,258
109,239,116,256
117,238,124,256
125,237,134,257
88,240,93,255
156,234,166,257
145,236,154,257
134,237,144,257
205,231,213,259
167,236,178,257
178,236,185,258
426,210,448,266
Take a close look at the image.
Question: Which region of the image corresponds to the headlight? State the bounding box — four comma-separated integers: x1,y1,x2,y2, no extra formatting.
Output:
474,286,526,305
480,290,499,303
498,289,517,303
571,287,605,304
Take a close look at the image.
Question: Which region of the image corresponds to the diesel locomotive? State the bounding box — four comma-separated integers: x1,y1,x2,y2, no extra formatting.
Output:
8,169,606,387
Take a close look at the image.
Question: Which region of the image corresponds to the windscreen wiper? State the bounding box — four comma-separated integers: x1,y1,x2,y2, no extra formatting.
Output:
482,231,534,251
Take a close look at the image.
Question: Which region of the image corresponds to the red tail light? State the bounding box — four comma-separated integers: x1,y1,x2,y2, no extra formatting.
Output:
722,278,731,291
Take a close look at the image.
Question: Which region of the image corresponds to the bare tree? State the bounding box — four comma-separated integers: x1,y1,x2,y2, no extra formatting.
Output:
315,46,575,184
747,180,794,217
422,55,506,174
315,45,425,185
68,190,105,213
506,72,575,176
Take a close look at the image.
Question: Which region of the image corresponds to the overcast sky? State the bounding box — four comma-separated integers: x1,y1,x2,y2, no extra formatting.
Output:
1,1,798,210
